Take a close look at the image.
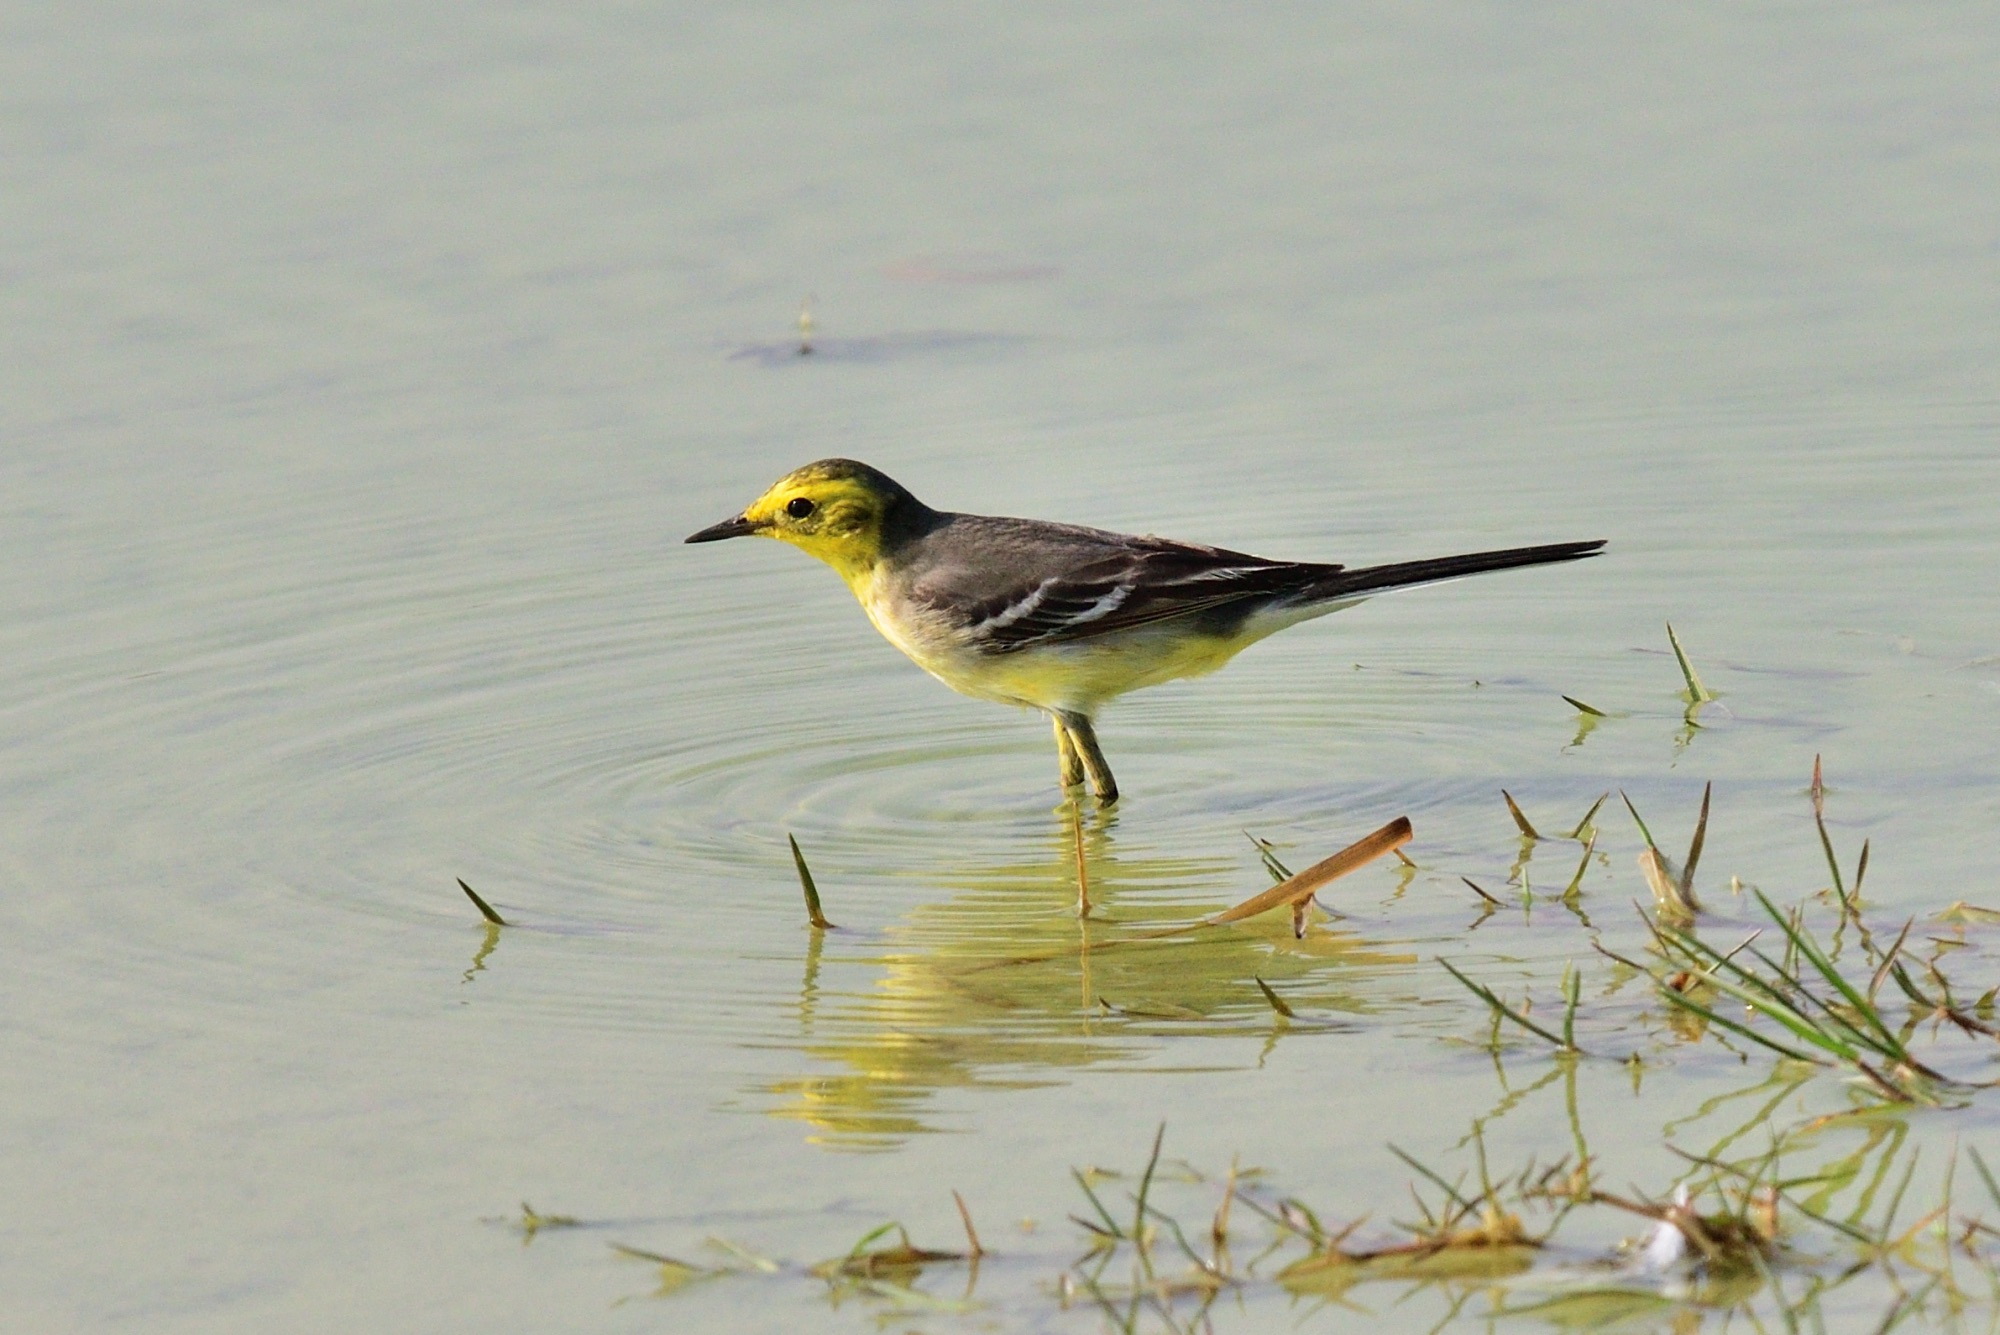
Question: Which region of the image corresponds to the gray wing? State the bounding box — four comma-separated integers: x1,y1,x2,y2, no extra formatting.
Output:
902,520,1340,653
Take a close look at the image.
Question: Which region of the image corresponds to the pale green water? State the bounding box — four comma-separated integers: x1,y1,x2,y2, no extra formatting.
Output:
6,4,2000,1331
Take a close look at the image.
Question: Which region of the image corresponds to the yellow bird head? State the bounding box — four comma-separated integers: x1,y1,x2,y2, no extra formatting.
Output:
685,458,923,584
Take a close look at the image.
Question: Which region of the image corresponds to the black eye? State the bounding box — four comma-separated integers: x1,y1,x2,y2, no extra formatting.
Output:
785,497,816,519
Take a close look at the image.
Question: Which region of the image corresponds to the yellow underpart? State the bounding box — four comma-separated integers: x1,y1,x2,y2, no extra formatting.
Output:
855,567,1258,713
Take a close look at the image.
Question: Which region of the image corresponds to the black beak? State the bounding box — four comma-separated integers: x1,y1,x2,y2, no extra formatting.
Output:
685,513,760,543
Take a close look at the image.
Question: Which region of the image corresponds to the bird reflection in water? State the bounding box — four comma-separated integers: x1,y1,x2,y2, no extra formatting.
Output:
759,807,1418,1149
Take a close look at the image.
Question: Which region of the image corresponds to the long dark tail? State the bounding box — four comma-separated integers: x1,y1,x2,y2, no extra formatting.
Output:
1317,539,1605,600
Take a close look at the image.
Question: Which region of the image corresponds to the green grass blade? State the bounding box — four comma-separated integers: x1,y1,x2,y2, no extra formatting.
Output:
1071,1169,1125,1239
1132,1122,1166,1250
1502,790,1540,840
1739,946,1920,1070
1387,1144,1474,1213
1561,966,1581,1052
846,1221,900,1256
1752,890,1901,1055
1875,1147,1920,1238
1888,962,1932,1008
1244,830,1292,883
458,878,507,926
1968,1147,2000,1214
1620,791,1660,853
789,834,837,931
1666,622,1714,702
1562,834,1595,900
1438,958,1575,1050
1808,758,1846,901
1657,987,1826,1065
1254,977,1295,1018
1567,793,1609,840
1679,782,1711,901
1667,962,1858,1061
1656,921,1804,1015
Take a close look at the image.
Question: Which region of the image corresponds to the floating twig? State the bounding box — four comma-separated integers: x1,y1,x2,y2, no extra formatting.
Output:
1208,818,1413,929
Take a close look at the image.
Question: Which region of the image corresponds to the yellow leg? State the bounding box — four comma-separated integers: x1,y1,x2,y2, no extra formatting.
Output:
1056,711,1118,805
1052,715,1086,790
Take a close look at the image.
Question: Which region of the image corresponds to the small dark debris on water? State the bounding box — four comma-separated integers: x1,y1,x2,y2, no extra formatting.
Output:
727,329,1024,366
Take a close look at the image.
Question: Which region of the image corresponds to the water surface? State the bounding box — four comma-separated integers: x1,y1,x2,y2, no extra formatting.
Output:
5,3,1999,1331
